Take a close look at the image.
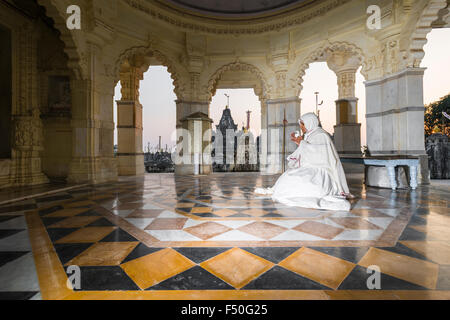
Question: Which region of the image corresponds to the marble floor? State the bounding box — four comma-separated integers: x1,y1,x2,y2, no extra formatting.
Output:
0,173,449,300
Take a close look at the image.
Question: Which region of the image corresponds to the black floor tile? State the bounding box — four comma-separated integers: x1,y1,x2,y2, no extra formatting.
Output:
228,213,252,218
35,194,73,203
307,247,370,264
399,227,430,241
76,209,102,216
241,247,299,264
38,205,64,216
122,243,163,263
67,266,140,291
149,266,233,290
173,247,230,263
194,203,209,208
407,215,427,226
243,266,329,290
192,213,221,218
0,229,24,240
86,217,116,227
0,215,21,223
54,243,93,265
176,208,193,214
46,228,79,242
0,204,36,214
0,251,29,267
380,243,430,262
41,217,67,227
338,265,426,290
0,292,39,300
100,228,138,242
262,213,284,218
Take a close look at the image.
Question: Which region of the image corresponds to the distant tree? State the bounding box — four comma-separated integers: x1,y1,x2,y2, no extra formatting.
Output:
424,94,450,137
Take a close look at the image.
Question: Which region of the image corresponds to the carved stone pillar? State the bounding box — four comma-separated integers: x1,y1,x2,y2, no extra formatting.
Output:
334,70,362,156
10,109,49,186
67,74,118,183
264,97,301,174
365,67,429,184
174,100,211,175
117,66,145,176
178,112,213,175
9,24,48,186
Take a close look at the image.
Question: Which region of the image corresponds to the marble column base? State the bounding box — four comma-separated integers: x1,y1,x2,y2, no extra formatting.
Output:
334,123,361,155
118,154,145,176
68,157,118,184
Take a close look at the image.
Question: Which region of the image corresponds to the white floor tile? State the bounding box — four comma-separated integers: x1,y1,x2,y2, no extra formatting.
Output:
125,218,154,230
145,230,202,241
332,229,383,241
0,253,40,292
208,230,264,241
0,230,32,251
365,217,394,229
0,216,27,229
270,230,325,241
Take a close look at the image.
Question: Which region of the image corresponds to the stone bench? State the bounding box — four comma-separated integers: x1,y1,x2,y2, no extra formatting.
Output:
341,156,420,190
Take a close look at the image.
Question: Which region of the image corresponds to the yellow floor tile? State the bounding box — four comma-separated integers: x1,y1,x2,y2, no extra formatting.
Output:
121,248,195,289
67,242,138,266
278,247,355,290
190,207,213,214
200,248,274,289
213,209,238,217
358,247,439,289
55,227,117,243
400,241,450,265
241,209,269,217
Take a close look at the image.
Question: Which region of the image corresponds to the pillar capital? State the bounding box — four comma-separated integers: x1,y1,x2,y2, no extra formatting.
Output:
119,65,145,102
336,70,357,100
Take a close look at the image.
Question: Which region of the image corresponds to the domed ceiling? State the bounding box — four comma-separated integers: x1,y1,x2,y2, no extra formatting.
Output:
156,0,316,18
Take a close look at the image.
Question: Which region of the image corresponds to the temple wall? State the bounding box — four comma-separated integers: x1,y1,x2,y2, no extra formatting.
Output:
0,0,446,184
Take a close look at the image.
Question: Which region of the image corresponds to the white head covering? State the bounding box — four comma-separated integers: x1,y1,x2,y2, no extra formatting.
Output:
299,112,320,133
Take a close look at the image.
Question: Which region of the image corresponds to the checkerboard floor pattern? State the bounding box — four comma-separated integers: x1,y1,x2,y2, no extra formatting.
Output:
0,173,449,298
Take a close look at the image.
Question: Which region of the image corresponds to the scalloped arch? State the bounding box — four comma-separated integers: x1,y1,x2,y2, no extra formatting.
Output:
206,61,271,101
294,41,366,96
114,45,185,100
407,0,448,68
37,0,84,79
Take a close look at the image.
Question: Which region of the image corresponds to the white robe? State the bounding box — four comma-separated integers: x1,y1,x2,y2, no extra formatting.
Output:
256,128,351,211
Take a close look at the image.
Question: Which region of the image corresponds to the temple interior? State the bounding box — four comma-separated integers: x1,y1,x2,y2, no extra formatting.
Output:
0,0,449,300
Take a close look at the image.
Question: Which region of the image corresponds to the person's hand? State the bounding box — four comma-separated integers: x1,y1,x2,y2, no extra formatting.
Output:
290,133,303,145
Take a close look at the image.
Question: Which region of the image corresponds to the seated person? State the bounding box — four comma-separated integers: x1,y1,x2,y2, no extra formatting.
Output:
255,112,352,211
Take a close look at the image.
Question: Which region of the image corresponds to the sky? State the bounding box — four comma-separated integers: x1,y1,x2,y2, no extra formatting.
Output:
114,28,450,150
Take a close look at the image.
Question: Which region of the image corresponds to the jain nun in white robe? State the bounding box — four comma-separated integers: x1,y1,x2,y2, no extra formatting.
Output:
256,113,351,211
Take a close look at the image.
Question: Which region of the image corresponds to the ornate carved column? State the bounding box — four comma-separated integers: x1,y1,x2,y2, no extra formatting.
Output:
10,23,48,186
117,63,145,176
67,45,118,183
174,99,211,175
327,51,362,156
264,97,301,174
333,69,362,156
365,67,429,184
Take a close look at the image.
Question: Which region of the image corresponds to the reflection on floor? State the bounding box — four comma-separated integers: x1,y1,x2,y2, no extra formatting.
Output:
0,173,449,299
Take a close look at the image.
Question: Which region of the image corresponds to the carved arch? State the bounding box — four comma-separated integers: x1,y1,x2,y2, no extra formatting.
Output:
206,61,271,102
37,0,85,79
114,45,186,100
293,41,366,97
407,0,448,68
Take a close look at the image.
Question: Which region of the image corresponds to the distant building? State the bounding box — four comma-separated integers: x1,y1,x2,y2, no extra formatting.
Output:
211,105,260,172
